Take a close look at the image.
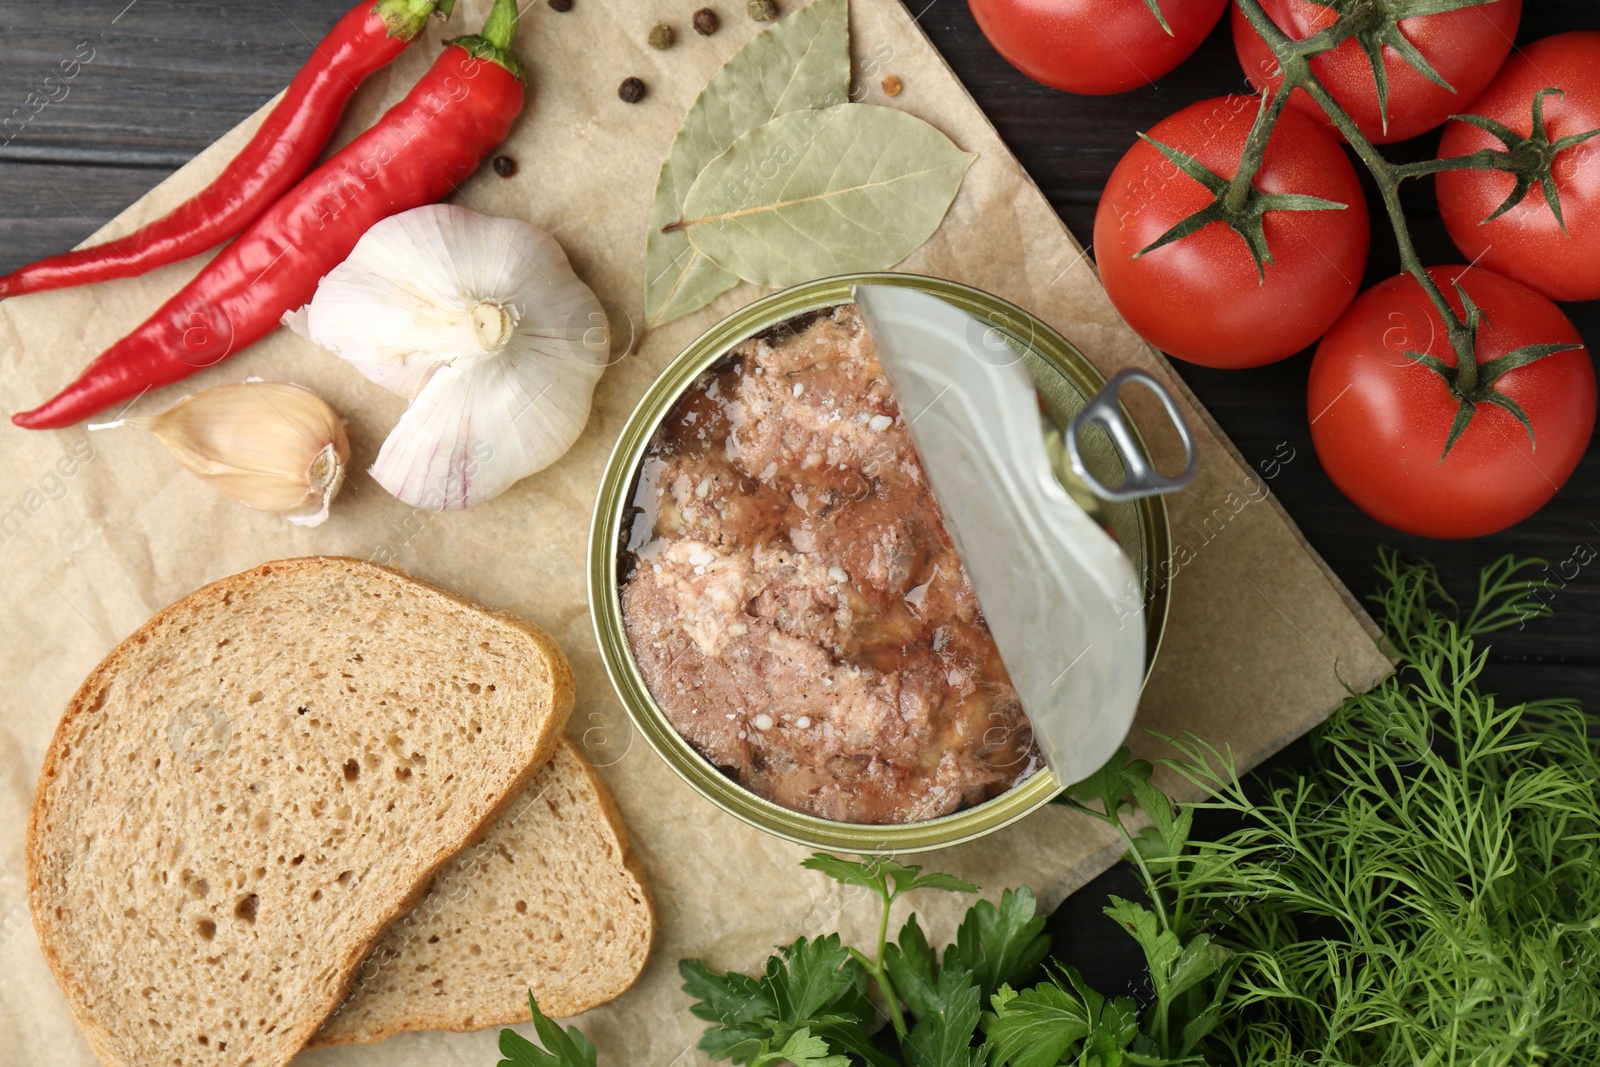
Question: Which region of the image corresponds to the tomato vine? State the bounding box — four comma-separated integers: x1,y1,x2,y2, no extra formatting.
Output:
1143,0,1598,458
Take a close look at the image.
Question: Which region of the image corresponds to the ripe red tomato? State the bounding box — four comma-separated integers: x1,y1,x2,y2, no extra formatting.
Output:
968,0,1227,95
1437,33,1600,304
1094,95,1369,368
1233,0,1522,144
1308,266,1595,539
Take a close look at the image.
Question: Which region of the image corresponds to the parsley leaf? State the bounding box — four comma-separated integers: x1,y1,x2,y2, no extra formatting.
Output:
1127,783,1193,874
750,1028,850,1067
497,992,598,1067
1061,747,1153,822
803,853,979,903
899,964,983,1067
1104,897,1180,1002
1163,933,1228,1004
682,958,774,1026
883,914,940,1019
982,967,1164,1067
800,853,887,895
949,888,1050,1000
682,935,877,1065
1057,968,1144,1067
769,935,864,1023
1103,891,1229,1056
983,982,1091,1067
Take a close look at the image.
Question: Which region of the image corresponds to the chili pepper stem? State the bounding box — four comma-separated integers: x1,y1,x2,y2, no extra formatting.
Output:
375,0,452,40
479,0,519,53
449,0,522,78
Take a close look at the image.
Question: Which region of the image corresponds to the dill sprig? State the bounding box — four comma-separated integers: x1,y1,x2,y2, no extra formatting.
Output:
1160,548,1600,1065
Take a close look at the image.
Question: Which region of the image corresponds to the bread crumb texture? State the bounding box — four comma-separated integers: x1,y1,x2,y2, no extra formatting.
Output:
312,737,653,1046
25,558,571,1067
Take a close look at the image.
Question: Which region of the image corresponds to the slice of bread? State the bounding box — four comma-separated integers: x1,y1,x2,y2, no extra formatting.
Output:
309,735,653,1047
26,557,573,1067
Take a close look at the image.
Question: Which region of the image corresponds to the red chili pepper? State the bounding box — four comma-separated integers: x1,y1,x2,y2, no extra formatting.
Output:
13,0,525,431
0,0,454,300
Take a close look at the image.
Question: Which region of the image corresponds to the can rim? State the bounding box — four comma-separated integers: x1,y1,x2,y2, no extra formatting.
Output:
588,273,1173,854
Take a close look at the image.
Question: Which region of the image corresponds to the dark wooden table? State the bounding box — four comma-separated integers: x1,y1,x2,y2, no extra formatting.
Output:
2,0,1596,1008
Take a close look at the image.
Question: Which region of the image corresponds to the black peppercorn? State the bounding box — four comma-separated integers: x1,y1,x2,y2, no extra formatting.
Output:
492,155,517,178
547,0,572,10
748,0,777,20
618,77,647,104
693,7,719,35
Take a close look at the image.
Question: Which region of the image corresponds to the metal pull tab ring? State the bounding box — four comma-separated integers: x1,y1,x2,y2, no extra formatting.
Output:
1067,368,1198,503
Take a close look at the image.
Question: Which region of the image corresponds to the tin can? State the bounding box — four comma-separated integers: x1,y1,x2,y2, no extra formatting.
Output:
589,273,1172,854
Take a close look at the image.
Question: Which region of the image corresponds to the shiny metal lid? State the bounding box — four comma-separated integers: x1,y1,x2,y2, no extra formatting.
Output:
854,285,1194,789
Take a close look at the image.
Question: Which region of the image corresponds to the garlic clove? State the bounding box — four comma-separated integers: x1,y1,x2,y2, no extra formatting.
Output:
283,302,435,398
125,381,350,525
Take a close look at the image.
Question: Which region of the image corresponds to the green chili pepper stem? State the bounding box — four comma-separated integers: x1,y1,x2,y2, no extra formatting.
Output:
447,0,523,78
375,0,450,41
479,0,519,52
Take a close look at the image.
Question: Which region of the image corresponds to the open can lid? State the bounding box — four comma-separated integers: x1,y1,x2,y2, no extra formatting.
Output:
854,284,1195,788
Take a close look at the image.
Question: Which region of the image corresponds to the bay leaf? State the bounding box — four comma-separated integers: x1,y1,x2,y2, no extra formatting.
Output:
675,104,976,288
643,0,851,328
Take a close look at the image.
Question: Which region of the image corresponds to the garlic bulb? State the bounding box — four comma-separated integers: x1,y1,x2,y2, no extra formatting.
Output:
103,381,348,526
286,204,609,511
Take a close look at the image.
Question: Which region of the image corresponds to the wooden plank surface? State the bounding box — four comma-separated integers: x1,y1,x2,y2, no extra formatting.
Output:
2,0,1597,1007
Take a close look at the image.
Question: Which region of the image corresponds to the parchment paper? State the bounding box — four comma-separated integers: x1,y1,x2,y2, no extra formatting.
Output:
0,2,1391,1064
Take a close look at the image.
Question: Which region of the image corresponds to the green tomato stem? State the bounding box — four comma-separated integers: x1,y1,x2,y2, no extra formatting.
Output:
1230,0,1480,391
1395,149,1512,180
1223,86,1292,215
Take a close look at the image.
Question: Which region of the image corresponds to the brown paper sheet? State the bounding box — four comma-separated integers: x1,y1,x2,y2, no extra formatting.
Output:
0,1,1390,1063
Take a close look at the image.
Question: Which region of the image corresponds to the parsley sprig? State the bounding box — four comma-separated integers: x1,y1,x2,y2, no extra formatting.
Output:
498,992,597,1067
682,855,1051,1067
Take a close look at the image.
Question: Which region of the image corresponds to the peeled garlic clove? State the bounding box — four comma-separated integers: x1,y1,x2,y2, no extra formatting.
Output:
295,204,610,510
125,381,349,526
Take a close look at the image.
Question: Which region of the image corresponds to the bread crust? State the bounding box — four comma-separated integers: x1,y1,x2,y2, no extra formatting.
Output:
25,556,575,1067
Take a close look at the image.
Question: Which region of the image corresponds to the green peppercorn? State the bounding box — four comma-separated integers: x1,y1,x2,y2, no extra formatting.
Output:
748,0,777,21
618,77,647,104
648,22,675,49
693,7,719,35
